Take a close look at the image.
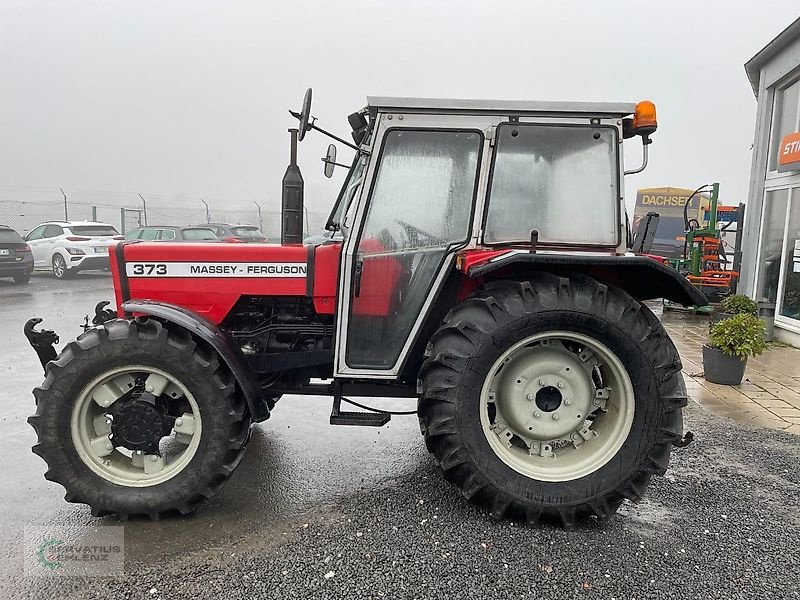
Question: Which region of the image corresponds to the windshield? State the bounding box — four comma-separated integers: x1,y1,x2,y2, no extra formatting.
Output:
182,228,218,240
326,155,365,232
484,124,619,246
231,226,265,239
70,225,119,237
0,229,24,243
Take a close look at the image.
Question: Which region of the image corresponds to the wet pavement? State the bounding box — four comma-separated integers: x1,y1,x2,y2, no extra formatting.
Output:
1,275,799,599
660,306,800,433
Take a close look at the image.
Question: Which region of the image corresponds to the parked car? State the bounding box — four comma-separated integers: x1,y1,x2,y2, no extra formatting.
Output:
25,221,122,279
124,225,221,242
0,224,34,284
204,223,266,242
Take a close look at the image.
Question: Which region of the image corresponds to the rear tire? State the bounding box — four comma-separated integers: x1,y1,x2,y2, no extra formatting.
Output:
28,318,251,519
13,273,31,284
418,275,686,526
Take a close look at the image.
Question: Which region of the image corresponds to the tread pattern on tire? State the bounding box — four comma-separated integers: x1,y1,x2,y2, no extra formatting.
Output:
28,317,251,520
418,274,687,527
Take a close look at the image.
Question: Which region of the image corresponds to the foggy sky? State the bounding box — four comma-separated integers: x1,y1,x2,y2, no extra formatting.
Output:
2,0,799,228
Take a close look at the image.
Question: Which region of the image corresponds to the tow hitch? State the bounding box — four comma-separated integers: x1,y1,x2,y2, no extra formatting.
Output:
25,301,117,371
82,301,117,332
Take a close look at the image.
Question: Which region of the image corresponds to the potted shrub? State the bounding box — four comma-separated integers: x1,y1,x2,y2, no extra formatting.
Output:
703,313,766,385
711,294,759,326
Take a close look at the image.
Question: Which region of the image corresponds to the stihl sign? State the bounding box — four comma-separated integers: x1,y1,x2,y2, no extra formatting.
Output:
778,131,800,172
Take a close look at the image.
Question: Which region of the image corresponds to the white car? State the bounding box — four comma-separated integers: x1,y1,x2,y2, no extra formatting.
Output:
25,221,123,279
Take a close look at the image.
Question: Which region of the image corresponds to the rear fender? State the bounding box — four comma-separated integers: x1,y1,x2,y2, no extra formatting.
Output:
466,253,707,307
121,299,269,422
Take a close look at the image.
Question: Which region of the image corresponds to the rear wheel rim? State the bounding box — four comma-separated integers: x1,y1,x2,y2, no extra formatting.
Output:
71,365,203,487
480,331,634,482
52,256,65,278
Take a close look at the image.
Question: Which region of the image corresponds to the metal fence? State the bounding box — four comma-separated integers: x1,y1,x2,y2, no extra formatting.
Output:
0,189,329,241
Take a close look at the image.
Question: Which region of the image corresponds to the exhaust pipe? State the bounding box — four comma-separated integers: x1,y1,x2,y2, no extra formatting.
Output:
281,128,304,244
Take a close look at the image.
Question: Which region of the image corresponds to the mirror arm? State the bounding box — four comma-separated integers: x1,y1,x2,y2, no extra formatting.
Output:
623,137,650,175
289,110,360,151
321,158,350,168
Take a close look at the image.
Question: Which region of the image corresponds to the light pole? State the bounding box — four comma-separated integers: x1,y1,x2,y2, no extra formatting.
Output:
201,198,211,224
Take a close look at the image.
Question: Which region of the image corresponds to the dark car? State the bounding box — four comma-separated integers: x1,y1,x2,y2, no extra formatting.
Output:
0,225,34,284
205,223,267,243
124,226,220,242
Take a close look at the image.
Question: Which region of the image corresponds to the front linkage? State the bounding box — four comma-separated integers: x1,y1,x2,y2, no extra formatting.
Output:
24,301,117,372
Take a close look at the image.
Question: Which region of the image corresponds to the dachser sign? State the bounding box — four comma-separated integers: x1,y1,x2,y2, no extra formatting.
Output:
640,194,692,207
778,131,800,172
635,187,705,219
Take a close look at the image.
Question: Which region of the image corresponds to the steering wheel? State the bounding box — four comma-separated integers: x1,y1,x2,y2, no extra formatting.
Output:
395,219,438,246
298,88,312,141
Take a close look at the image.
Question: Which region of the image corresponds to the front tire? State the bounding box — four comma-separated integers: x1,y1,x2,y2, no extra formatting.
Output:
28,318,251,519
418,275,686,526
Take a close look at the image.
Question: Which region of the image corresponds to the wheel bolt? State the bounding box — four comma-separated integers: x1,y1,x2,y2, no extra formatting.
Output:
564,399,572,405
150,455,158,462
534,411,541,418
145,385,153,393
552,414,560,421
175,418,183,427
105,442,113,451
538,379,545,386
557,382,564,389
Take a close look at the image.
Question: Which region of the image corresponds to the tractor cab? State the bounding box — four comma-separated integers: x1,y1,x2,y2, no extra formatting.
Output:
297,92,699,377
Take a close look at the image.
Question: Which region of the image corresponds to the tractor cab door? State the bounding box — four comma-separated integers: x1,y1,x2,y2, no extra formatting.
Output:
335,118,488,377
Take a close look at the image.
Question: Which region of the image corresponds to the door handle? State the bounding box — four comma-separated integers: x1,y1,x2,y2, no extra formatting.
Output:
353,260,363,297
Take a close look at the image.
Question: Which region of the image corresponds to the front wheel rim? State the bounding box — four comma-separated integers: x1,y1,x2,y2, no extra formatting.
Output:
71,366,203,487
480,331,634,482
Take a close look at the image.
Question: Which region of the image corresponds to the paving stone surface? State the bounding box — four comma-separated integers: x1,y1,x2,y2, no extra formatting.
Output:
660,307,800,434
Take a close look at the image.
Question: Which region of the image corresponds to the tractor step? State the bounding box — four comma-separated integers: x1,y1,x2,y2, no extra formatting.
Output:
329,395,391,427
329,410,391,427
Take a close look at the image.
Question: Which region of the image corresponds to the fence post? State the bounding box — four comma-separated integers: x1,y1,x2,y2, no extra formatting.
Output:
92,205,97,221
253,201,263,233
60,188,68,221
120,208,126,234
139,194,148,226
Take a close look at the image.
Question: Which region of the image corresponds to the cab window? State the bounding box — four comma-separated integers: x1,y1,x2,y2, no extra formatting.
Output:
484,124,619,246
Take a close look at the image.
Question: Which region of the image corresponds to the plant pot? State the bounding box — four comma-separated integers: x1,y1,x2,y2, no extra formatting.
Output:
702,345,747,385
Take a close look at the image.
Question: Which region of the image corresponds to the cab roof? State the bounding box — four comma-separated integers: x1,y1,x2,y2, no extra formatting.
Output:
367,97,637,118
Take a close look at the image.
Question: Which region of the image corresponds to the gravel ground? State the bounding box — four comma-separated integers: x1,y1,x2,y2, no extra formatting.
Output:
13,401,800,600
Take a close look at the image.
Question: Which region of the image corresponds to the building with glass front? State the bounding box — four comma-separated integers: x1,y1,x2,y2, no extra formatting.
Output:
741,17,800,347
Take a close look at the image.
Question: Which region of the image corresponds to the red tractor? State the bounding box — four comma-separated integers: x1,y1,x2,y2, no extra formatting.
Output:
26,91,703,526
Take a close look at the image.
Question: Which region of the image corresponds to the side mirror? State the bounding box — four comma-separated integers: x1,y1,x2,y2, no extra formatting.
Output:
298,88,313,141
323,144,337,178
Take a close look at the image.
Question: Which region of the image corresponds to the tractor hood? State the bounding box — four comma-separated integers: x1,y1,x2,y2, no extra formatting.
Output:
109,241,313,323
